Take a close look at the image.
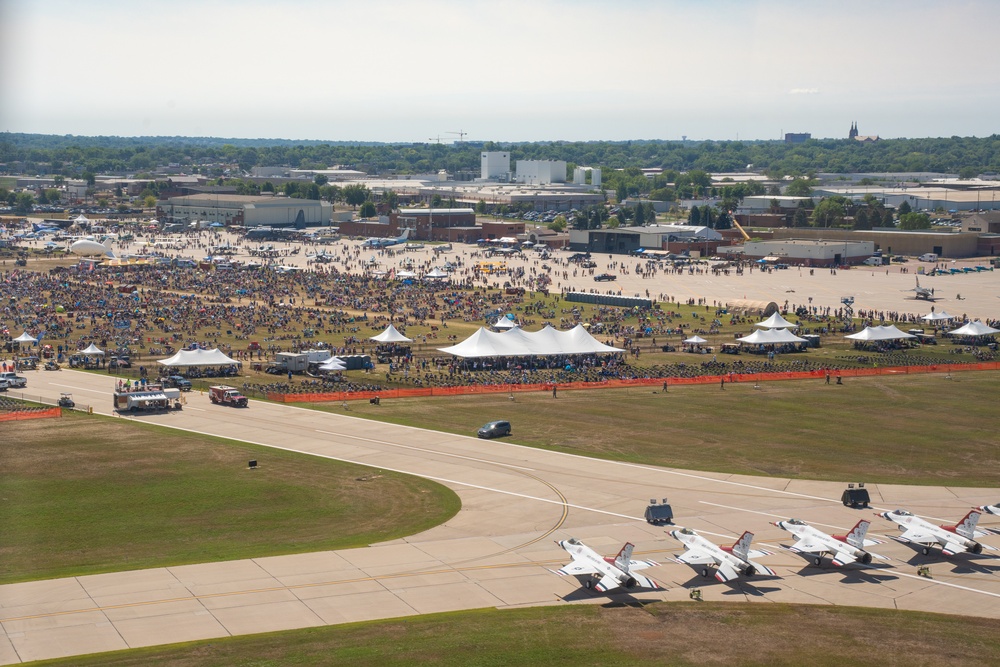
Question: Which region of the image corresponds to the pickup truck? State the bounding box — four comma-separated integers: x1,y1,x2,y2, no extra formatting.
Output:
209,385,249,408
160,375,192,391
0,372,27,388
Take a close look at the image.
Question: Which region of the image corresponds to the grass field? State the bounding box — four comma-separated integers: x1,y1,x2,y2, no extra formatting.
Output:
24,602,1000,666
314,371,1000,487
0,413,460,585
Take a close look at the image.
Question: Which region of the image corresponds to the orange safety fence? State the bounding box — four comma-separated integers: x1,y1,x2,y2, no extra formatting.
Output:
268,362,1000,403
0,407,62,422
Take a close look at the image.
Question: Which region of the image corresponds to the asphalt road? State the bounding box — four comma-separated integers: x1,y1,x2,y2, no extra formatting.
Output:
1,370,999,664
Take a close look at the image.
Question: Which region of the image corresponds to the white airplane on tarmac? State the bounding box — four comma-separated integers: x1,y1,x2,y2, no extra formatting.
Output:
877,509,994,556
772,518,887,567
669,528,776,583
978,504,1000,515
552,538,660,593
362,228,410,248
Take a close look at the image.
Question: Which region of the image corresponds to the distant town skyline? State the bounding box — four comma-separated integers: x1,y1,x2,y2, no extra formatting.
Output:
2,0,998,143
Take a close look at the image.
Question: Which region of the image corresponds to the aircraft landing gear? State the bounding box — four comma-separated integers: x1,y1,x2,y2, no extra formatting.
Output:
584,579,593,589
814,557,823,566
701,568,710,578
921,547,930,556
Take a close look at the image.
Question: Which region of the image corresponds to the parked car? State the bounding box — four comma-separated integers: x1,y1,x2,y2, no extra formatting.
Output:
0,372,27,388
0,378,9,391
478,420,512,439
161,375,192,391
594,273,617,282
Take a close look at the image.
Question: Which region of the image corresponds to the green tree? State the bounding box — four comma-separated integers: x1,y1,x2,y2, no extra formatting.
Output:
793,201,810,227
284,182,299,197
958,166,978,180
897,200,912,215
430,194,443,208
343,184,370,208
899,212,931,230
633,204,645,226
262,181,275,193
475,199,487,214
383,190,399,210
853,208,871,230
689,206,701,226
811,197,847,228
358,201,377,218
143,195,157,209
14,192,35,214
548,215,567,232
785,178,814,197
82,171,96,187
314,174,328,186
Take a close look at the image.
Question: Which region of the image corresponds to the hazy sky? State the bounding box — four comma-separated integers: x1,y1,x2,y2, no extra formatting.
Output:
2,0,998,142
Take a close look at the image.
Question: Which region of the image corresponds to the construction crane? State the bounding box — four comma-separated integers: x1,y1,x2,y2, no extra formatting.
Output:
428,136,444,144
447,130,467,142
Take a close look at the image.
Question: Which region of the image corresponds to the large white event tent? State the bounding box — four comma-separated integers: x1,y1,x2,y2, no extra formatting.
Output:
738,328,807,345
13,332,37,344
755,312,799,329
921,311,954,322
370,324,413,343
157,348,239,367
437,324,624,358
844,325,916,342
947,320,1000,337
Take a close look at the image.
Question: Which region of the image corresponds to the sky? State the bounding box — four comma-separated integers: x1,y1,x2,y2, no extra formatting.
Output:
1,0,998,143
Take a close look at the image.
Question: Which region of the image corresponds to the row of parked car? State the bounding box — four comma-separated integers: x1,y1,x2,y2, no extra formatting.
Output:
0,371,28,391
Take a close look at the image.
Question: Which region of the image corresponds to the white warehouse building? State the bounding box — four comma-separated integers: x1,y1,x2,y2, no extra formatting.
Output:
481,151,511,181
516,160,567,185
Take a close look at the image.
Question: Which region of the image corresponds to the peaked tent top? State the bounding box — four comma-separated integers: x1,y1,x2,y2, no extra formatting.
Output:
13,332,37,343
370,323,413,343
948,320,1000,337
157,348,238,366
80,343,104,355
755,312,799,329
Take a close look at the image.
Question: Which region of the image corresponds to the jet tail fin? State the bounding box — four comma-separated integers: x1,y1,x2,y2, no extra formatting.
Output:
614,543,635,573
103,239,117,259
953,510,981,540
845,520,870,549
731,531,754,561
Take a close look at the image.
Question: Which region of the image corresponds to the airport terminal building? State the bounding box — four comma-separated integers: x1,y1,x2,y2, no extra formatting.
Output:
157,194,333,228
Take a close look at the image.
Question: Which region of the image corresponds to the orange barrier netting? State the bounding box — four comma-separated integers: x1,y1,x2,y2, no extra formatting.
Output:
0,407,62,422
268,362,1000,403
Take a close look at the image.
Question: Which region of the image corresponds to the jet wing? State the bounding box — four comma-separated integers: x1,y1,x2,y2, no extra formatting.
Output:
831,550,859,567
897,529,938,545
555,559,599,577
942,541,968,556
629,572,659,590
746,548,773,559
787,539,827,555
593,574,621,592
715,562,741,583
748,560,777,577
675,550,717,566
627,558,658,571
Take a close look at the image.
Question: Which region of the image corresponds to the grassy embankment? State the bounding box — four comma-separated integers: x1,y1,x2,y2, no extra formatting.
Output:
315,371,1000,487
0,413,460,585
24,603,1000,667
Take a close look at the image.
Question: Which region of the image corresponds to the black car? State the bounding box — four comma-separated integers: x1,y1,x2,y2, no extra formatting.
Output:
594,273,616,282
478,420,512,439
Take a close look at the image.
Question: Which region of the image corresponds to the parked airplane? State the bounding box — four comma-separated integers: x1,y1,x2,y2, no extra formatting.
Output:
772,518,887,566
906,276,939,301
877,509,991,556
978,504,1000,515
552,538,659,593
70,238,116,258
307,250,335,263
362,228,411,248
670,528,776,582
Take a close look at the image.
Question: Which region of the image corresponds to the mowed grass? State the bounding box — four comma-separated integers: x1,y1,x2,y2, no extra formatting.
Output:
25,602,1000,667
318,371,1000,487
0,413,460,585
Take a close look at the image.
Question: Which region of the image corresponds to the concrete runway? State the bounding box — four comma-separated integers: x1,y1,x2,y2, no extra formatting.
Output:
1,370,999,664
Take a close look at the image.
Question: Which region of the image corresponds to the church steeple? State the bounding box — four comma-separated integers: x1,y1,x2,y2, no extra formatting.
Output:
849,121,858,140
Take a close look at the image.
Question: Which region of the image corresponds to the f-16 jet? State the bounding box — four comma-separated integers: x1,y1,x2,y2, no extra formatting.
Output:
977,503,1000,516
669,528,776,583
552,538,659,593
877,509,992,556
772,518,887,567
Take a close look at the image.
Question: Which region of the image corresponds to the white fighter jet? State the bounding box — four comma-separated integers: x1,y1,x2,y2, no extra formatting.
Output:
669,528,776,582
552,538,660,593
977,503,1000,516
877,509,991,556
772,518,887,566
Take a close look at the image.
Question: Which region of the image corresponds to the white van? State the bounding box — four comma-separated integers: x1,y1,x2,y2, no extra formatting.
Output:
918,253,938,262
863,256,885,266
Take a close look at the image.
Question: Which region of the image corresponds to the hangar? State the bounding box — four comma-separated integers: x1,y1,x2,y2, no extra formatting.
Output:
157,194,333,228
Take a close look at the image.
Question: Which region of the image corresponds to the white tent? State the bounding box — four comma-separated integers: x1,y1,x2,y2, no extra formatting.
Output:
73,214,89,224
877,324,917,339
395,270,416,279
683,335,708,344
755,312,799,329
80,343,105,355
157,348,238,367
845,325,915,342
424,267,449,279
13,332,37,344
317,357,347,372
437,324,624,358
738,328,806,344
947,320,1000,337
370,324,413,343
493,317,518,330
922,311,954,322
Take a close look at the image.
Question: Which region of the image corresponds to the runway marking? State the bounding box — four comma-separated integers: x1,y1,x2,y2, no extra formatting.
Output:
315,429,535,471
50,383,109,394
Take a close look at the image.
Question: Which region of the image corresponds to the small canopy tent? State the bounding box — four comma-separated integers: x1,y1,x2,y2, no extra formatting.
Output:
947,320,1000,337
317,357,347,372
493,316,518,330
80,343,105,355
157,348,238,367
424,267,449,280
13,332,37,344
755,312,799,329
922,311,954,322
395,270,416,279
682,335,708,345
370,324,413,343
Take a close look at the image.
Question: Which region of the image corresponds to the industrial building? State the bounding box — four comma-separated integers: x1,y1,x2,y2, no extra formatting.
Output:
569,224,722,254
156,194,332,228
480,152,511,181
516,160,567,185
721,239,876,267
